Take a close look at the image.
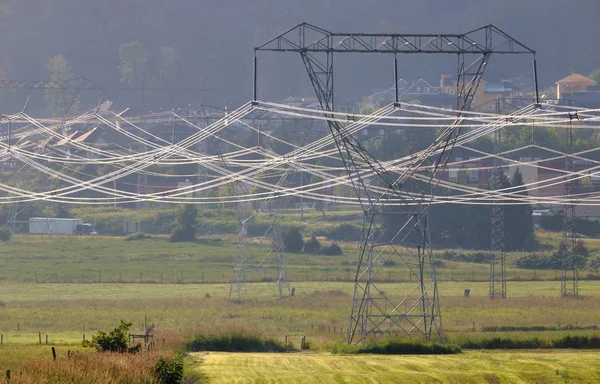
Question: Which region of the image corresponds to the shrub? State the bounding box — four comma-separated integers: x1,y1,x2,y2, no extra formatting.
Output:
155,356,184,384
317,223,361,241
461,335,600,350
185,331,292,352
332,339,460,355
516,253,553,269
170,228,193,243
322,243,343,256
283,227,304,253
303,235,321,254
124,232,151,241
86,320,141,353
461,337,544,350
552,335,600,349
0,225,11,242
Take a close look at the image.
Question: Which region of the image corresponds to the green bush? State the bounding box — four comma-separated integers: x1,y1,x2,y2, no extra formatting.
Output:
170,204,198,242
551,335,600,349
283,227,304,253
321,243,343,256
515,253,554,269
316,223,361,242
124,232,151,241
154,356,184,384
86,320,141,353
303,235,321,254
185,332,292,352
332,339,460,355
0,225,11,242
461,337,544,350
461,335,600,350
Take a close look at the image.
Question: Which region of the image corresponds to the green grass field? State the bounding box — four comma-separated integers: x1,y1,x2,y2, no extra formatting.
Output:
1,232,600,381
2,281,600,348
0,233,581,285
194,351,600,383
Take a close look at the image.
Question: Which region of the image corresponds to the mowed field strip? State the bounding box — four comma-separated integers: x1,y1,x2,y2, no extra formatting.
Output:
194,351,600,383
2,281,600,341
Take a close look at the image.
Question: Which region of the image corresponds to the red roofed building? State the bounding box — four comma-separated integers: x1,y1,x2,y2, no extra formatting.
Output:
556,73,597,99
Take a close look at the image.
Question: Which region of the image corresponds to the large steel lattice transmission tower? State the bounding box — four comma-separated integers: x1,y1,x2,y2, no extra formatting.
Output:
255,23,538,345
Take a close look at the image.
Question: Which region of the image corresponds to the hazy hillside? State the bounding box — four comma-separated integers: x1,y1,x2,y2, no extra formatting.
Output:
0,0,597,111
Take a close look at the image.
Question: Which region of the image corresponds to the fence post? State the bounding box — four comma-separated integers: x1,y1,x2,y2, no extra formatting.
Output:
51,346,56,361
39,332,42,345
45,334,48,345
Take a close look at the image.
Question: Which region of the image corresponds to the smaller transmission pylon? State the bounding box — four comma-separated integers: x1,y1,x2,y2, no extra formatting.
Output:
229,211,290,301
561,108,578,298
490,124,506,299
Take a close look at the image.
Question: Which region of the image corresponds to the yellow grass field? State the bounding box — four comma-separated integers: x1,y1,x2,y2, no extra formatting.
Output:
194,350,600,383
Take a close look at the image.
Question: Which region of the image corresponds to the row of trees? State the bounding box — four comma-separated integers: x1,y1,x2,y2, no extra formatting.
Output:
428,169,535,251
170,205,343,255
43,42,183,117
283,227,342,255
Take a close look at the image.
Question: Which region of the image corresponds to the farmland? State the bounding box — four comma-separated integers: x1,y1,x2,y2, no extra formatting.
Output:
195,351,600,383
2,232,600,382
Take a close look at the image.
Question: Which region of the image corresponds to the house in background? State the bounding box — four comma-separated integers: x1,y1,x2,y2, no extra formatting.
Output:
556,73,597,100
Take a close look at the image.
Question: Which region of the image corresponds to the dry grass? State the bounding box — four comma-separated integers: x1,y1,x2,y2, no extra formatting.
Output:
6,330,188,384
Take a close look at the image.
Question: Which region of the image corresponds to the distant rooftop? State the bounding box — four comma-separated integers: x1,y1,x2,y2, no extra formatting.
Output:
555,73,597,86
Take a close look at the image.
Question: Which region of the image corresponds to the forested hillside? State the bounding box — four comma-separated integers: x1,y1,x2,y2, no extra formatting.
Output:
0,0,597,112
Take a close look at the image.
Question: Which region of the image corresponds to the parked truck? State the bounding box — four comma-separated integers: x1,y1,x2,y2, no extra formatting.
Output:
28,218,97,235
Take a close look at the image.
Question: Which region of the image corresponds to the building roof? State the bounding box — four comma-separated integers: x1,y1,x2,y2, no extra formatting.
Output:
555,73,597,86
55,130,80,146
72,127,100,143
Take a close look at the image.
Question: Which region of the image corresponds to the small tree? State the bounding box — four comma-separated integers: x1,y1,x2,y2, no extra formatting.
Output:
574,239,590,258
0,225,11,242
118,41,148,87
314,201,327,218
45,54,79,117
588,255,600,276
283,227,304,253
171,204,198,242
88,320,140,353
303,235,321,254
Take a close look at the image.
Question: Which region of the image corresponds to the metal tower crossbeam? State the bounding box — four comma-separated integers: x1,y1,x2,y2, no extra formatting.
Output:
256,23,536,345
256,23,535,55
